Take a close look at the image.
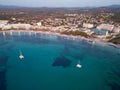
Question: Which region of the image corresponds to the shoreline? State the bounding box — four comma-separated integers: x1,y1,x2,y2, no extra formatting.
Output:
0,30,120,48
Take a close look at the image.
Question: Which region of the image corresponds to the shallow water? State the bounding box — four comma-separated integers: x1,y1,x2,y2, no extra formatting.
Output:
0,31,120,90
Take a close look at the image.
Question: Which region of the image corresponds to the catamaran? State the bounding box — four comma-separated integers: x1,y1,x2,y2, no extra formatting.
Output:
19,50,24,59
76,60,82,68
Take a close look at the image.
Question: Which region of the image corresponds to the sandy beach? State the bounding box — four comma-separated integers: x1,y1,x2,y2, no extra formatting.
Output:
1,30,120,48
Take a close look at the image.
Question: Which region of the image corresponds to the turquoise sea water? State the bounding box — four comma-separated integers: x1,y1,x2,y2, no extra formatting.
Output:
92,28,107,35
0,31,120,90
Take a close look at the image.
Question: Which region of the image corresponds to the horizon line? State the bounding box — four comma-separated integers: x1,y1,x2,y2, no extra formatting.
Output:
0,4,120,8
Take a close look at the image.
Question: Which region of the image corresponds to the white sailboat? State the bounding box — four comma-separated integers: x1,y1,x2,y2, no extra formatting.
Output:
76,60,82,68
19,50,24,60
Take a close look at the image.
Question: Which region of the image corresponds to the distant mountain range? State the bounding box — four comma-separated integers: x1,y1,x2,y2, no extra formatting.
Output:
0,4,120,9
103,4,120,8
0,5,25,9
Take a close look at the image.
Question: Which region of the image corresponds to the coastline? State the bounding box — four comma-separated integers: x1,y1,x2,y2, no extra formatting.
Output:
0,30,120,48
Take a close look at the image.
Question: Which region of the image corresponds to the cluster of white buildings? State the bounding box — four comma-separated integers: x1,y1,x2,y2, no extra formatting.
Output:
97,24,120,33
83,23,94,29
97,24,114,31
0,20,8,28
2,23,31,30
0,19,120,39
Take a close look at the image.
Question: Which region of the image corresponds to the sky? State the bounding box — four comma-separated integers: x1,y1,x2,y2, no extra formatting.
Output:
0,0,120,7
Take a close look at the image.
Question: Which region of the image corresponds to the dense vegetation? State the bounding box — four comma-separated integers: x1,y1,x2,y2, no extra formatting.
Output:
110,13,120,23
0,15,12,20
61,30,89,38
109,34,120,44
